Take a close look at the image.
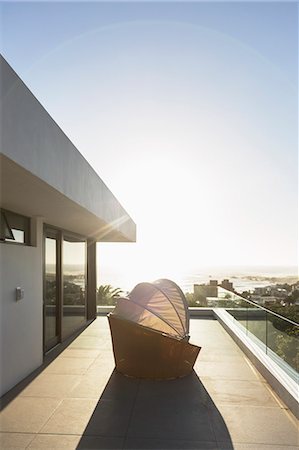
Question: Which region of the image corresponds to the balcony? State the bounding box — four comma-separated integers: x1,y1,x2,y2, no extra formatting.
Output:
0,313,297,450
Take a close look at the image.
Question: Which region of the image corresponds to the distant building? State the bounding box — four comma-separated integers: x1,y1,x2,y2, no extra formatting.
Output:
194,280,218,303
254,287,268,296
263,297,280,306
253,286,288,299
220,279,234,291
273,288,288,298
250,295,280,306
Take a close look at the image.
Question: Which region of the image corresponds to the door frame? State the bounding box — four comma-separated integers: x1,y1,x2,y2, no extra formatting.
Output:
43,225,88,354
43,226,62,353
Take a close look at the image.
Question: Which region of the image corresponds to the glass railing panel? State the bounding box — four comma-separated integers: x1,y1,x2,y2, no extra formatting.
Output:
217,288,249,332
225,303,247,330
246,302,267,351
266,312,299,378
216,287,299,382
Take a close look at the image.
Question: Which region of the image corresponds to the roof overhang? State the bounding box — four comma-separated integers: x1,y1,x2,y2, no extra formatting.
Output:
0,55,136,242
0,154,135,242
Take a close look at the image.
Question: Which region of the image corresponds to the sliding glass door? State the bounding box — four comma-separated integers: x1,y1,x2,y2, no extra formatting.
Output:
62,235,86,338
44,227,87,352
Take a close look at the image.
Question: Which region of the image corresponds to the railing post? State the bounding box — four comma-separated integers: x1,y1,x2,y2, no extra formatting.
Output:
246,305,248,336
266,311,268,355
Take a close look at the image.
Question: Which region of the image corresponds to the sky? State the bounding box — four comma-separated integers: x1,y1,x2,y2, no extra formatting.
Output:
1,2,298,289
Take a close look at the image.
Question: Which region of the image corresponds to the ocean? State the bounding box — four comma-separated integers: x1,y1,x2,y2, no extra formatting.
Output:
98,265,298,295
48,263,298,293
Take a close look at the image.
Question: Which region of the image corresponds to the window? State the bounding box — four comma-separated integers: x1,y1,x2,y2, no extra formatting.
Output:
0,209,30,245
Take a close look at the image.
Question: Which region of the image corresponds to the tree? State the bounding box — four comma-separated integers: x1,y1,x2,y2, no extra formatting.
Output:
287,289,299,305
275,330,299,372
97,284,123,306
267,304,299,372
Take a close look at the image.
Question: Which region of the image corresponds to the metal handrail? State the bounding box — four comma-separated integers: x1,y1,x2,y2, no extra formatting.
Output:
218,287,299,328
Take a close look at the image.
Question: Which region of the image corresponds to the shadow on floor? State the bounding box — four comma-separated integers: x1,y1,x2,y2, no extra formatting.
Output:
77,370,233,450
0,320,93,410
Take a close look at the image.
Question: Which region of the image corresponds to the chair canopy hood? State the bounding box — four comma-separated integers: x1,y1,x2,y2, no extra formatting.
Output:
112,279,190,339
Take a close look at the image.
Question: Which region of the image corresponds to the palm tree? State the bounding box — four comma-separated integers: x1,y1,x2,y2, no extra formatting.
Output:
97,284,123,306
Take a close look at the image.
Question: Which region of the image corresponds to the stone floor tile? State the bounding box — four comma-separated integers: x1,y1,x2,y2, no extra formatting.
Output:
201,379,278,407
0,432,35,449
99,371,140,401
27,434,81,449
80,329,111,338
212,405,298,446
67,374,109,399
86,351,115,376
0,397,61,433
137,373,211,408
195,360,260,382
77,435,125,449
124,437,218,449
198,347,245,363
218,444,299,450
40,398,97,435
85,361,115,378
44,357,95,375
2,317,296,450
60,349,101,359
68,336,107,350
29,434,124,450
127,390,216,441
80,397,135,437
19,374,81,398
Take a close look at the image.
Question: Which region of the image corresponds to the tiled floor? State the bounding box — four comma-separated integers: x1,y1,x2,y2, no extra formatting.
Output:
0,317,298,450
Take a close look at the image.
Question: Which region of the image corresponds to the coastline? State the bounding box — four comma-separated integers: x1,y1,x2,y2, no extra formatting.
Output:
98,266,299,294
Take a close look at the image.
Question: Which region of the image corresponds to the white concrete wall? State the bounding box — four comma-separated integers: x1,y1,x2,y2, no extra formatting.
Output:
0,219,43,396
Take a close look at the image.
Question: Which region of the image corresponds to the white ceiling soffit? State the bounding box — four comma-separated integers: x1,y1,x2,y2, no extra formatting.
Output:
0,154,135,242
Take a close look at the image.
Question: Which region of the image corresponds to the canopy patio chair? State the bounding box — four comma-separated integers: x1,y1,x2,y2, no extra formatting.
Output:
108,279,201,379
